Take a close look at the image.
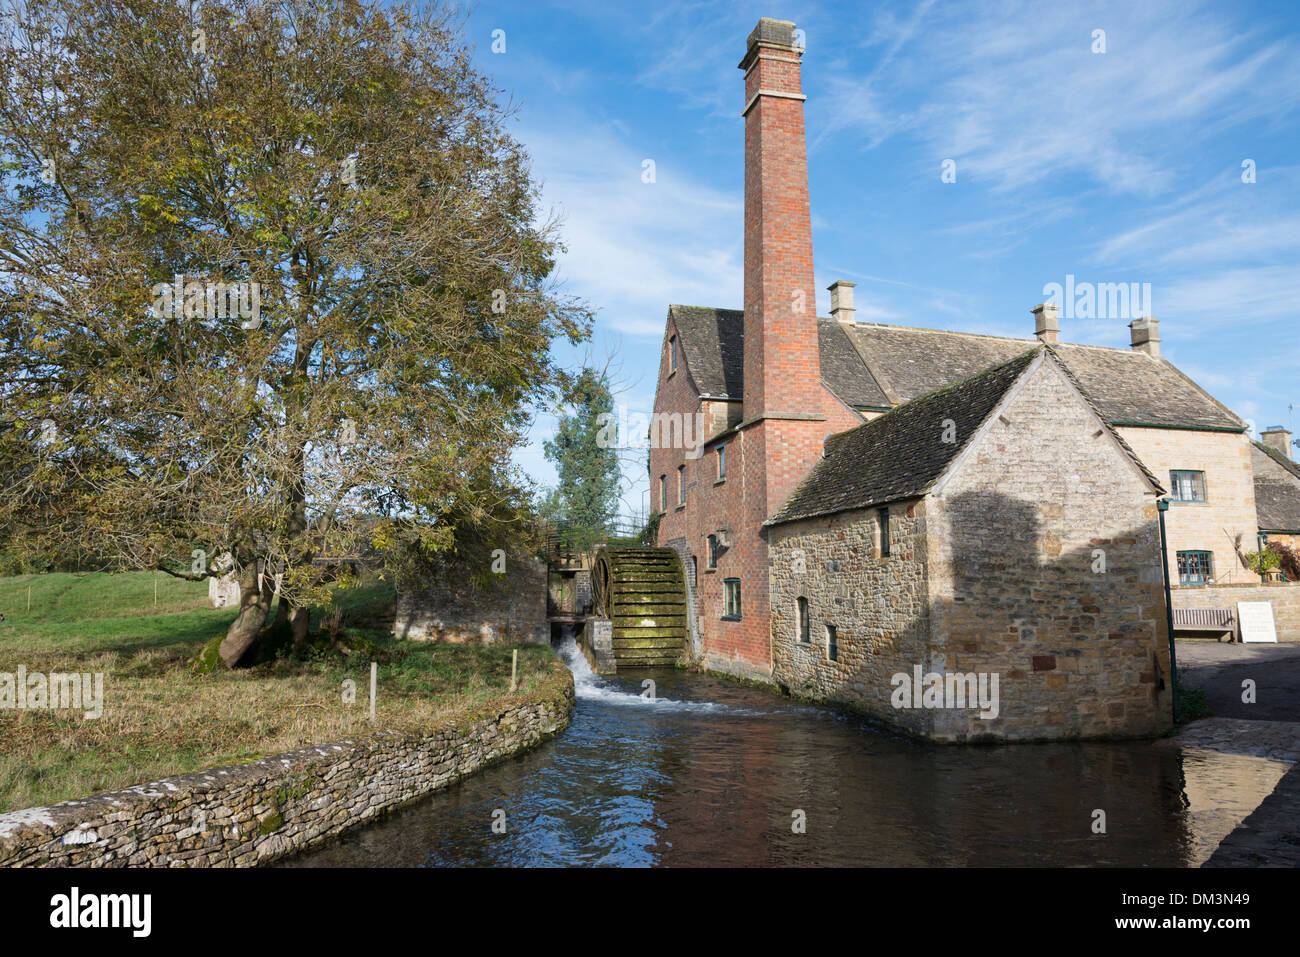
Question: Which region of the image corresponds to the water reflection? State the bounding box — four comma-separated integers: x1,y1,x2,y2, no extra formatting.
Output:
280,648,1286,868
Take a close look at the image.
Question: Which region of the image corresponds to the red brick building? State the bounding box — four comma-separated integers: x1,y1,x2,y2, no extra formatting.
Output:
650,18,1295,696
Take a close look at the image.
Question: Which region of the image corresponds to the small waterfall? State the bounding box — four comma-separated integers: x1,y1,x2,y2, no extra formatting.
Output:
555,636,740,712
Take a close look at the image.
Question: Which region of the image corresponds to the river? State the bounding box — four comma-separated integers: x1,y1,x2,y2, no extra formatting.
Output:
281,640,1285,867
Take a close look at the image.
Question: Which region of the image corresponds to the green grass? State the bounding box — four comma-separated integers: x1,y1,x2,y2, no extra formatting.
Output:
1175,686,1214,724
0,571,563,814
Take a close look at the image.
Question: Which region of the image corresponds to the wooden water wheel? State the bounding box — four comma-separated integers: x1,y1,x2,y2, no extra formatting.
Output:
591,547,687,667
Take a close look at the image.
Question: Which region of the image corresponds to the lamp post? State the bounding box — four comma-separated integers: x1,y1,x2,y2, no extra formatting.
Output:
1157,497,1178,722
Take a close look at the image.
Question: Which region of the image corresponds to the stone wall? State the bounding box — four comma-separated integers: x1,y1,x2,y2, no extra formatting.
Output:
769,499,933,736
0,661,574,867
393,556,547,645
927,361,1173,741
767,359,1174,742
1171,582,1300,642
1117,426,1258,586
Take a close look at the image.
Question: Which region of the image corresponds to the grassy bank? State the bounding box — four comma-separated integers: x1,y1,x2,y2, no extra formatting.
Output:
0,571,558,814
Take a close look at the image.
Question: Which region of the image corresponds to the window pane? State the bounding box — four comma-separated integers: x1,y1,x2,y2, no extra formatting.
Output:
1170,471,1206,502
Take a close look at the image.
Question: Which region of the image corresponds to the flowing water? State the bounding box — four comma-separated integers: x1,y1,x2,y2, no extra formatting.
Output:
281,640,1287,867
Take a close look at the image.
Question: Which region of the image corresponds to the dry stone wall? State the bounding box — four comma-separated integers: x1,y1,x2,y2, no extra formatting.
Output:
0,662,573,867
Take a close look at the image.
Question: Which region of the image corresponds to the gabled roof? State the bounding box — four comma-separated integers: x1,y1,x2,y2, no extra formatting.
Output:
666,305,888,408
668,305,743,399
766,350,1040,526
847,324,1245,432
1252,442,1300,532
819,320,890,408
767,348,1162,526
664,305,1246,432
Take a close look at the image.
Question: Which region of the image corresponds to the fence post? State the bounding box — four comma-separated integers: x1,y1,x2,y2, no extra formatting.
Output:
369,661,377,723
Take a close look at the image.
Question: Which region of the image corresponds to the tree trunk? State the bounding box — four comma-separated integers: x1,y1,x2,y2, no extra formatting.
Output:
289,603,311,654
217,563,274,667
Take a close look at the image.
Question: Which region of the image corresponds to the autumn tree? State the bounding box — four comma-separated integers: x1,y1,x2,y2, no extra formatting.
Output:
0,0,590,666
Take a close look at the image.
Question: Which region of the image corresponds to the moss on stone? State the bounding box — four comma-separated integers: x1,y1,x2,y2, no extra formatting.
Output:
192,633,228,673
258,811,283,834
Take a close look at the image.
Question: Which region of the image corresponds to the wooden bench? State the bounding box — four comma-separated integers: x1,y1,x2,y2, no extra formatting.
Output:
1173,607,1238,642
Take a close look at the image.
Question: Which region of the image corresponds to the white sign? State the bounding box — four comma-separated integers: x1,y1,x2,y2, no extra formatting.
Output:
1237,601,1277,643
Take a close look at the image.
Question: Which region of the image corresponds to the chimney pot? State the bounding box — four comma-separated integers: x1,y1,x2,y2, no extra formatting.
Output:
828,280,856,324
1262,426,1293,459
1032,303,1059,345
1129,316,1160,356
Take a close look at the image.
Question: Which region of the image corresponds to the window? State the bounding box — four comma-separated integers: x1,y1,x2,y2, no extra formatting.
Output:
668,335,677,374
677,465,685,506
659,474,667,512
827,624,838,661
1169,470,1207,503
723,578,741,619
706,534,718,569
716,445,726,481
878,507,891,557
1177,550,1214,585
797,597,810,643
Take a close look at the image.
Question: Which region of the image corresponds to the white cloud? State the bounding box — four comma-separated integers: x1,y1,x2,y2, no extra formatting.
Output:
522,120,741,338
815,0,1300,195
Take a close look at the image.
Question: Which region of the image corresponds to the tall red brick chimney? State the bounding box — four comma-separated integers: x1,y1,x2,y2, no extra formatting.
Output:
739,18,822,422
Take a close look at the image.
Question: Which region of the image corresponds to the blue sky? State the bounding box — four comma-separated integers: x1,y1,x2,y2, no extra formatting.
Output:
463,0,1300,520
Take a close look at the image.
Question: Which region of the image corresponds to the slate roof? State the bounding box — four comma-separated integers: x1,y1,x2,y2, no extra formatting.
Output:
667,305,888,408
1252,442,1300,532
847,324,1244,431
666,305,1245,431
819,320,890,409
669,305,743,399
766,349,1041,526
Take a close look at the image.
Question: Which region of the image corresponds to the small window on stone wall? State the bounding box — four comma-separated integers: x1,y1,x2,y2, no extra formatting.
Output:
797,597,809,643
878,507,891,557
827,624,838,661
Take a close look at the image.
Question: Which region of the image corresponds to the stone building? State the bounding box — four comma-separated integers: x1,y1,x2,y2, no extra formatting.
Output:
765,348,1171,741
647,17,1294,740
1254,431,1300,551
